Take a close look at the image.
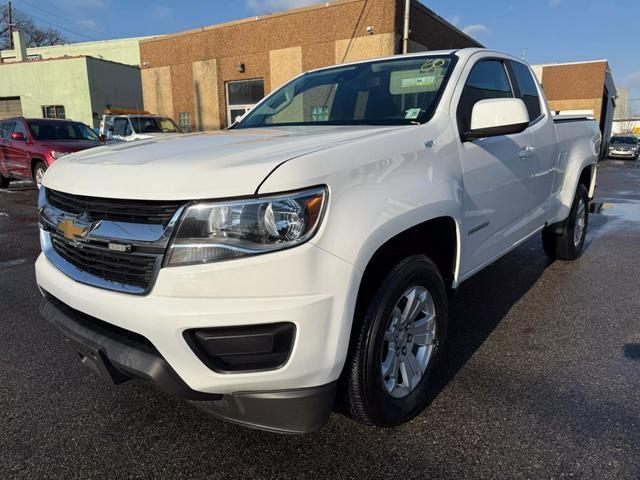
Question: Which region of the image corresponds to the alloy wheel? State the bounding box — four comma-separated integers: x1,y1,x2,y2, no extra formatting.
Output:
380,285,436,399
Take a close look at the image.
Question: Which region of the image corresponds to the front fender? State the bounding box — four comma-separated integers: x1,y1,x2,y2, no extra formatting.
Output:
257,119,464,276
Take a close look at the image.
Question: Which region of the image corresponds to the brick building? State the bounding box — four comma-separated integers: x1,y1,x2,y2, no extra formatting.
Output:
139,0,481,132
532,60,617,143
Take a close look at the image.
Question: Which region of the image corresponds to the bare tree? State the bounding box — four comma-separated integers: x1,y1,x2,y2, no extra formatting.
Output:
1,4,66,50
614,102,640,135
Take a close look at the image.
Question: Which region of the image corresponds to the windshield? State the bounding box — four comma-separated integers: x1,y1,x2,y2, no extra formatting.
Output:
29,121,99,141
130,116,181,134
610,136,637,144
237,55,454,128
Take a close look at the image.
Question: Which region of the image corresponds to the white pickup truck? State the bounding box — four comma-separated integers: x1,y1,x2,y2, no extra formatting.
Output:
100,114,182,142
36,49,600,434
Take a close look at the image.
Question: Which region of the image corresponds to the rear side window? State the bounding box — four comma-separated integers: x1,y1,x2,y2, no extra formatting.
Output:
509,61,542,121
457,60,513,133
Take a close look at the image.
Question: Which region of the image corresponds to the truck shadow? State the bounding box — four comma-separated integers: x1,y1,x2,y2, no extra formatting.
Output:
428,212,609,401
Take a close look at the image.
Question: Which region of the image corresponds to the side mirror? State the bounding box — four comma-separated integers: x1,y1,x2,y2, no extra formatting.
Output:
10,132,25,141
99,134,108,143
464,98,530,141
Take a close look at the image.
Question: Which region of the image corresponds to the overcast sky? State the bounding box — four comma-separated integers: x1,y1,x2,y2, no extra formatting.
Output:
11,0,640,103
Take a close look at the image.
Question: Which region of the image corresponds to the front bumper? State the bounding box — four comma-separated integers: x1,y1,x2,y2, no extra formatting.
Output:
36,242,359,395
608,150,637,158
40,293,336,433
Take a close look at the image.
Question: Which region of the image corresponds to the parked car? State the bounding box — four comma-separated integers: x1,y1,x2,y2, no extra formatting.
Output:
99,114,182,142
37,48,600,434
607,135,639,160
0,117,101,189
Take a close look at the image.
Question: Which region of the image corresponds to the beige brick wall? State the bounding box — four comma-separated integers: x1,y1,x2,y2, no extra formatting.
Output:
141,66,174,118
335,33,395,64
193,59,221,131
547,98,603,121
269,46,303,90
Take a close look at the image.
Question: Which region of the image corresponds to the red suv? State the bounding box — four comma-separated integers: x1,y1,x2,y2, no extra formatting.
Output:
0,117,101,189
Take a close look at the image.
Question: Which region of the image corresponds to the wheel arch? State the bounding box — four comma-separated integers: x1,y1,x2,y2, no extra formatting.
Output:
351,215,459,334
31,157,47,176
578,163,596,200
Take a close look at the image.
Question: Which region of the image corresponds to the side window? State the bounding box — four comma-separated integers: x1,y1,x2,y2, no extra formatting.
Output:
457,60,513,134
124,120,133,136
113,118,128,136
14,121,28,139
509,61,542,121
1,122,15,139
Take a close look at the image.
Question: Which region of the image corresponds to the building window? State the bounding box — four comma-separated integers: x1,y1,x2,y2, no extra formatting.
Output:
225,79,265,126
179,112,192,132
42,105,66,119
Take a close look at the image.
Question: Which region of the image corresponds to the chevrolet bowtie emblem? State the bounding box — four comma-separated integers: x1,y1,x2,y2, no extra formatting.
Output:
57,213,97,241
57,218,88,240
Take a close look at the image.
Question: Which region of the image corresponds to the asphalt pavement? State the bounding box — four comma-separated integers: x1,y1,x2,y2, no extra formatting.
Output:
1,160,639,479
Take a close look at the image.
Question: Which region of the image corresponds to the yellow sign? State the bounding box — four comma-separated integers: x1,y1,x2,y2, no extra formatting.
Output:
57,219,88,240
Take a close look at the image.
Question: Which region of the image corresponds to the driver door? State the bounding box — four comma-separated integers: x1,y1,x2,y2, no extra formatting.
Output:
455,58,538,278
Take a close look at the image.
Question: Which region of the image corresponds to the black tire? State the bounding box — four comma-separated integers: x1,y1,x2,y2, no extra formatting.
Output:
0,172,9,189
32,161,47,189
341,255,448,427
542,183,589,261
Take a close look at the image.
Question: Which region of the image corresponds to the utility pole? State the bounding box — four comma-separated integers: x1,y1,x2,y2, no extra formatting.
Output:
402,0,410,54
8,1,13,50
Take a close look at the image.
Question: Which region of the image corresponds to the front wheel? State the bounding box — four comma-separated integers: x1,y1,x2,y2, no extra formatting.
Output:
341,255,448,427
32,161,47,189
542,183,589,261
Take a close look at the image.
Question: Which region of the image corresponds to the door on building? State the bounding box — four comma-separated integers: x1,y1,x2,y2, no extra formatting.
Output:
225,79,265,126
0,97,23,120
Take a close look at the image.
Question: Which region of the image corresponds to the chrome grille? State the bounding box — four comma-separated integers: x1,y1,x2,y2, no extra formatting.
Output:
51,236,157,290
39,188,185,295
46,189,183,225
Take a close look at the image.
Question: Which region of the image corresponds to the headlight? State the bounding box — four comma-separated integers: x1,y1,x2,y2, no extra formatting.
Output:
165,187,327,266
50,151,70,160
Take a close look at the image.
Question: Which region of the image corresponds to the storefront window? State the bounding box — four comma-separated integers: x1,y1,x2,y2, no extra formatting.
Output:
225,79,264,126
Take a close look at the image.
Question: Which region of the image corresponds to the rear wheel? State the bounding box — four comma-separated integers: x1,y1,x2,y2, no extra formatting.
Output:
542,183,589,261
0,172,9,189
32,161,47,189
341,255,448,427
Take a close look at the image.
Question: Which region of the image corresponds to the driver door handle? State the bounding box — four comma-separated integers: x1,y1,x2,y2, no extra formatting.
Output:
519,146,536,159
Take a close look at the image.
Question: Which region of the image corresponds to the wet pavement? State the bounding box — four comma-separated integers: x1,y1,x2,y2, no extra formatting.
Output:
1,160,639,479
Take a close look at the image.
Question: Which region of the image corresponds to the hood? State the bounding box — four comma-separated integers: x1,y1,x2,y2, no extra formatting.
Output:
43,126,398,200
41,139,101,152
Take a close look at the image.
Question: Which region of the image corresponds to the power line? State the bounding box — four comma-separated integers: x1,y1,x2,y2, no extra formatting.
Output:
12,6,101,41
15,0,108,38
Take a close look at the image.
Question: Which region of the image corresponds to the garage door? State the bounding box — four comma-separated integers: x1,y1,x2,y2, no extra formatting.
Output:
0,97,23,120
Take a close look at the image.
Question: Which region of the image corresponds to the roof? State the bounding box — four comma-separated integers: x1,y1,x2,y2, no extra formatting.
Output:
1,117,82,123
140,0,482,46
533,59,608,68
410,0,483,48
0,54,139,69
